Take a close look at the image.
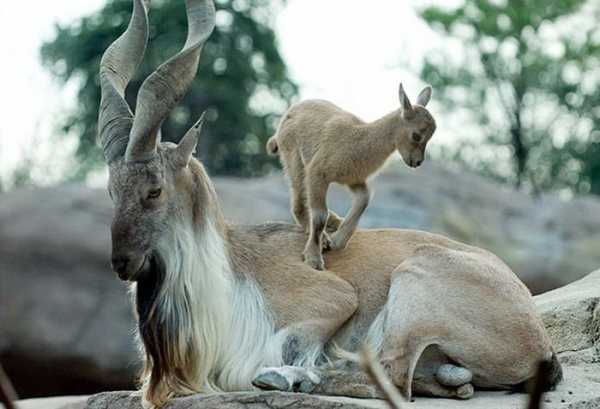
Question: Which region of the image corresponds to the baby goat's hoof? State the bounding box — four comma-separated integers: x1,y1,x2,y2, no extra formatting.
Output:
325,213,343,233
322,233,332,252
303,252,325,270
326,232,348,252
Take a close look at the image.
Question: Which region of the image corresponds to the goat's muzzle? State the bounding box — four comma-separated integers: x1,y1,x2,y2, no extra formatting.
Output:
112,252,150,281
408,159,423,168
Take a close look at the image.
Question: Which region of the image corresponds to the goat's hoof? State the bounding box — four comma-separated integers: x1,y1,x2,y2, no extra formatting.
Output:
253,371,290,391
325,215,343,233
322,234,332,252
326,232,347,252
455,383,474,399
436,364,472,387
253,367,320,393
303,252,325,270
298,379,316,393
306,257,325,270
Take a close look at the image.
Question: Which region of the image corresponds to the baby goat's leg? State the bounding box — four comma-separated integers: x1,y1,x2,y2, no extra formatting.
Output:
282,152,310,230
290,170,310,230
303,175,329,270
327,183,369,251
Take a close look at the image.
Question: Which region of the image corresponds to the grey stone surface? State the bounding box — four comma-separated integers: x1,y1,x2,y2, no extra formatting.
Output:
12,395,88,409
536,269,600,354
79,363,600,409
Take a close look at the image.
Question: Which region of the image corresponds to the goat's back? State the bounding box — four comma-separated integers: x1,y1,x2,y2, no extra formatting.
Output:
276,99,364,157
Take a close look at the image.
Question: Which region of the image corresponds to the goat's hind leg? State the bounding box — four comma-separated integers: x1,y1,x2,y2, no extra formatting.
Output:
381,264,475,400
285,153,310,230
412,348,474,399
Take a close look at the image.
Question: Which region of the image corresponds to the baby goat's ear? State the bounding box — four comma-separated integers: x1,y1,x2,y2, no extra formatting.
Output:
398,83,414,119
174,111,206,168
416,86,432,107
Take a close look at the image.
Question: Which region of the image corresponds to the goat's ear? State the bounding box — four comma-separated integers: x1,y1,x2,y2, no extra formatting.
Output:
416,86,432,107
398,83,414,119
174,111,206,168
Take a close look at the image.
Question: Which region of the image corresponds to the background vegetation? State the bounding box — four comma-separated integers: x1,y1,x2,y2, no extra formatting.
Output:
419,0,600,195
2,0,597,198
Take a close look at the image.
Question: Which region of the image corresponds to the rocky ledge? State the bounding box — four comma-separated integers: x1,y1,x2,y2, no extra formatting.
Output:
13,270,600,409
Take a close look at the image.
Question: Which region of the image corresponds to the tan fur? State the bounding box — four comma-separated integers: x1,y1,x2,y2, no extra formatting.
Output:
267,85,436,270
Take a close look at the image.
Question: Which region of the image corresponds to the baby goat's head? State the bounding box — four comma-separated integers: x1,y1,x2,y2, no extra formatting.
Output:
98,0,216,281
395,83,436,168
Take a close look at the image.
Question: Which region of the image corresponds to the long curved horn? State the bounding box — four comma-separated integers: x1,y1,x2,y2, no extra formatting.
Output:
125,0,216,162
98,0,149,163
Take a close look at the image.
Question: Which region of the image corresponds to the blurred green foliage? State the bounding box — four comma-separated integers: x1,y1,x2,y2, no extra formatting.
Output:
41,0,297,178
420,0,600,194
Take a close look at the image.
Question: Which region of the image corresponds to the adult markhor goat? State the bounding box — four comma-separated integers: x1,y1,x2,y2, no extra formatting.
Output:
99,0,561,407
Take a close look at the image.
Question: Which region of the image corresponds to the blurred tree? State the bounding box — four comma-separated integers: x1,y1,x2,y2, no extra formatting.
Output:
419,0,600,194
41,0,297,178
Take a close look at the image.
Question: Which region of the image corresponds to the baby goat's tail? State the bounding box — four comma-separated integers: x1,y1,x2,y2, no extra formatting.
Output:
266,136,279,155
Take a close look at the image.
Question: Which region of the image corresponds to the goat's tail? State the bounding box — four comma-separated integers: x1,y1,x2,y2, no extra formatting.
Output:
266,136,279,155
545,352,563,391
526,353,563,409
359,345,405,409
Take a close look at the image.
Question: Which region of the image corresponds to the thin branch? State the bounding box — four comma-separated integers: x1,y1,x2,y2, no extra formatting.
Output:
0,363,18,409
359,345,405,409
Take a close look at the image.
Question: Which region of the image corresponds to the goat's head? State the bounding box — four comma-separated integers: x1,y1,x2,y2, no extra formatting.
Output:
395,83,436,168
98,0,216,281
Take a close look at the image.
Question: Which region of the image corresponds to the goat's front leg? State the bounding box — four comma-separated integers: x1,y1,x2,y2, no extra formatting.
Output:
326,183,369,251
303,176,330,270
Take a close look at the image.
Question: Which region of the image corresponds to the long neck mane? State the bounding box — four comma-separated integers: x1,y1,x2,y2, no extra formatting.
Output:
134,160,283,405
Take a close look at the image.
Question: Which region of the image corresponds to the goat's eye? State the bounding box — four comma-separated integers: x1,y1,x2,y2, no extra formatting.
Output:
412,133,422,143
148,188,162,199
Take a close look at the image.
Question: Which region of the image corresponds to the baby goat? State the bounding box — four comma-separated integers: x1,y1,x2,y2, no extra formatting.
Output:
267,83,436,270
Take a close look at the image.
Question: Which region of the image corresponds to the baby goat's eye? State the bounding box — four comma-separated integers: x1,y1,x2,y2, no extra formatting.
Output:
147,188,162,199
412,133,422,143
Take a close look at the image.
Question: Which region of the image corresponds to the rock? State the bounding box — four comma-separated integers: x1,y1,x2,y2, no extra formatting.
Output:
85,391,383,409
536,269,600,354
12,395,88,409
80,364,600,409
0,186,139,397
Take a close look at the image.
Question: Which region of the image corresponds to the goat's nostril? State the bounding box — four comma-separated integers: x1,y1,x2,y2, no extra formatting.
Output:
416,160,423,166
111,256,129,274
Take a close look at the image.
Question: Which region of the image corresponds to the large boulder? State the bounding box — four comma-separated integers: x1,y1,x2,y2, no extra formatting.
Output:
2,164,600,399
535,269,600,365
0,187,137,397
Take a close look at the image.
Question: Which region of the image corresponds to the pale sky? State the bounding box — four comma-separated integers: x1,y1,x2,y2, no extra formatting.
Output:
0,0,460,186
